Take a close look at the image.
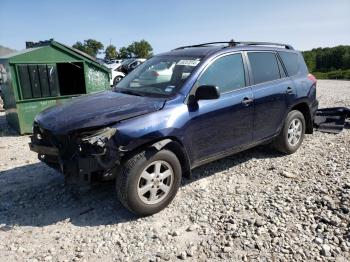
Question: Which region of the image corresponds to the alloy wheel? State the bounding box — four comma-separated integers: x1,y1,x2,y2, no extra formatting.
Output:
287,118,302,146
137,160,174,205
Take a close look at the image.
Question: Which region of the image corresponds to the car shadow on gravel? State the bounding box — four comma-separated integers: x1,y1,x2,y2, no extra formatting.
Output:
187,145,283,184
0,145,282,229
0,163,137,229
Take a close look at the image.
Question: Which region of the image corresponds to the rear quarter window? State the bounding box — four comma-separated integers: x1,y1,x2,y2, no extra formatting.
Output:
278,52,300,76
247,52,280,84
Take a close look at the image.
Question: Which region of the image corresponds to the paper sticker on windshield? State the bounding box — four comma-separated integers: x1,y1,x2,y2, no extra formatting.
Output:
177,60,200,66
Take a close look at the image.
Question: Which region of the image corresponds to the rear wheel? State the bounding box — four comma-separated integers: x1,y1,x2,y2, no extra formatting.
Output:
116,149,181,216
273,110,305,154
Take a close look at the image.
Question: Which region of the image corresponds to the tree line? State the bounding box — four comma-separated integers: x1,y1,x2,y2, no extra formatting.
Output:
302,45,350,80
72,39,153,60
72,40,350,79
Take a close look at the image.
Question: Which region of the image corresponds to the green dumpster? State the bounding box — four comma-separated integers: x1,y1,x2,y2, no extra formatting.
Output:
0,40,110,134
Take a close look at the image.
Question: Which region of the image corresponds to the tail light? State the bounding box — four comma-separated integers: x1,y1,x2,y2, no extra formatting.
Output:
308,73,317,85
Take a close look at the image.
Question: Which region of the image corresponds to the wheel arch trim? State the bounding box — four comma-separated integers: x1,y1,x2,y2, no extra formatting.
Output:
122,137,192,178
289,101,313,134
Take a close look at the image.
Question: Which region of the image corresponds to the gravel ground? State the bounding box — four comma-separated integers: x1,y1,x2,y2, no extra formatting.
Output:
0,80,349,262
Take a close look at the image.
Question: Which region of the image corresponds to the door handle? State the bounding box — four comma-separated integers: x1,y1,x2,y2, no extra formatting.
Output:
242,97,253,106
286,87,293,94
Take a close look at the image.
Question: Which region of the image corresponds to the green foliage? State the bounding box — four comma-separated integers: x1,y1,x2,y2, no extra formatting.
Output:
128,40,153,58
313,69,350,80
72,41,84,51
118,47,130,59
312,71,328,79
72,39,104,57
302,51,316,72
302,45,350,80
104,45,118,60
73,39,153,59
118,40,153,59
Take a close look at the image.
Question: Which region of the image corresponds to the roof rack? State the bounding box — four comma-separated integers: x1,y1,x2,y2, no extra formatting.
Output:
174,41,294,50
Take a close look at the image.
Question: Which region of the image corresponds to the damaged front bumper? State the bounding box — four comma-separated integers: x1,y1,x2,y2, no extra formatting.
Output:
29,123,121,184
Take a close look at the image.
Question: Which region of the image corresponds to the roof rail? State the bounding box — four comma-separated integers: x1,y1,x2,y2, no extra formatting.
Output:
174,41,294,50
238,41,294,50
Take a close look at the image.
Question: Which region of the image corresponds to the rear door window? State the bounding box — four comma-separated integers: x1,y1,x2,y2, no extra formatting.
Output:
197,53,246,93
247,52,281,84
278,52,299,76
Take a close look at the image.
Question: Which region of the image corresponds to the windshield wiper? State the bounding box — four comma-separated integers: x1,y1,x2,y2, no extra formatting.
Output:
116,88,145,97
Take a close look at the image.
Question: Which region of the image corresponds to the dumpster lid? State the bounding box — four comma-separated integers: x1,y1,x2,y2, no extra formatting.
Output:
0,39,109,73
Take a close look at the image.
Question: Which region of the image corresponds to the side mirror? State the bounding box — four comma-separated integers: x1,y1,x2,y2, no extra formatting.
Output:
195,85,220,100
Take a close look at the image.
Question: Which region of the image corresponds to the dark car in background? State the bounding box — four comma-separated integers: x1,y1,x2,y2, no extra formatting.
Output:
116,58,146,75
29,41,318,216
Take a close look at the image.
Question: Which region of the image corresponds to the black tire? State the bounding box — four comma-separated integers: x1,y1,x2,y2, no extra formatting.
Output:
273,110,306,154
113,76,123,85
116,149,182,216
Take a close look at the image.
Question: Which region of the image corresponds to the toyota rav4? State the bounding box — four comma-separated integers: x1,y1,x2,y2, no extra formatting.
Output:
29,41,318,216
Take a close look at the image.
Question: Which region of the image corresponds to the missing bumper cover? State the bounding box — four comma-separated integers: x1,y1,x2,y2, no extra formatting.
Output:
79,127,117,155
29,126,120,183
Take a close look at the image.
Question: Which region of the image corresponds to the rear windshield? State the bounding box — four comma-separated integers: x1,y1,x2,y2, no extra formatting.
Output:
115,56,201,97
278,52,300,76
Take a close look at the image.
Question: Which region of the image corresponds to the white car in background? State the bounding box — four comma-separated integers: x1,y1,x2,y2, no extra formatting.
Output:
110,58,146,86
139,61,175,85
110,65,125,86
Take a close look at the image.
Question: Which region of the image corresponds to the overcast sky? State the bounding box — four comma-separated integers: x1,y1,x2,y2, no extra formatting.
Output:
1,0,349,54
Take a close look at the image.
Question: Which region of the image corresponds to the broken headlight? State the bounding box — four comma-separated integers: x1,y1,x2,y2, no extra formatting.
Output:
79,127,117,155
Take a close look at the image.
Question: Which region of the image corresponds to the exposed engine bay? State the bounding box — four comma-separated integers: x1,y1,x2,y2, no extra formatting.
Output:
29,123,120,184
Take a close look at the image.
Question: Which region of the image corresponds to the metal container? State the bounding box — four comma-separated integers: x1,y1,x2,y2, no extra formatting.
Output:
0,40,110,134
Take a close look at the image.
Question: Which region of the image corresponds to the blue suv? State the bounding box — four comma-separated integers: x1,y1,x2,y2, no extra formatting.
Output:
30,41,318,215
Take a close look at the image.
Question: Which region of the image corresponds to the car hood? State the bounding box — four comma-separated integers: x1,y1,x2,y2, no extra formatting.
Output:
35,91,166,135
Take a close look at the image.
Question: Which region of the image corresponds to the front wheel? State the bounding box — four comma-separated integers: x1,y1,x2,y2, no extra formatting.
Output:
273,110,306,154
116,149,182,216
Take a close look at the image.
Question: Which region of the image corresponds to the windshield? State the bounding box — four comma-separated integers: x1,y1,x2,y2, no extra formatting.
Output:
115,56,201,97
